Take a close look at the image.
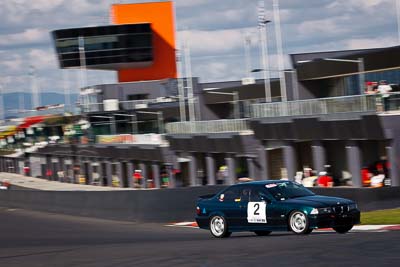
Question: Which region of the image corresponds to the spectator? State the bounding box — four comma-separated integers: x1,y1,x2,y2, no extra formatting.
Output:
133,170,142,188
217,165,228,185
361,167,372,187
377,80,392,111
92,171,100,185
161,172,169,188
317,171,333,187
46,169,53,180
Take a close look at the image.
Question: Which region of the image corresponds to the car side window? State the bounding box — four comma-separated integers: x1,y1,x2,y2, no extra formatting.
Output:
239,187,251,202
220,187,240,202
250,187,271,202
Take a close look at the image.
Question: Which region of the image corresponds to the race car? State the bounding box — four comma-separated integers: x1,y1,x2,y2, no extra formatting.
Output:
195,180,360,238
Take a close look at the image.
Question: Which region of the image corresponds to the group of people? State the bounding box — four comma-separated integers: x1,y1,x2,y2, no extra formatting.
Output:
295,167,333,188
365,80,394,111
132,169,170,188
361,158,390,187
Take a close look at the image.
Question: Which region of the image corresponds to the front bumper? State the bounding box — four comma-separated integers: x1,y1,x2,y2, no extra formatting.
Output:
309,210,361,229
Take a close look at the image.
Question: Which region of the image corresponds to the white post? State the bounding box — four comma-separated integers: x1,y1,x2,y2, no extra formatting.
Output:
78,36,87,89
63,70,71,112
397,0,400,43
244,33,252,77
184,38,196,122
0,85,4,121
358,58,365,95
273,0,287,102
176,45,187,122
234,91,240,119
258,1,272,103
78,36,89,111
30,65,40,110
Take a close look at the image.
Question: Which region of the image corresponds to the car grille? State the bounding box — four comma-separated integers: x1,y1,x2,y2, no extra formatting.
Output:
332,205,349,214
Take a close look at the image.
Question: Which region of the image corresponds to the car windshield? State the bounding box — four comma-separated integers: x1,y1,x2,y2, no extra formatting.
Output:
266,181,315,201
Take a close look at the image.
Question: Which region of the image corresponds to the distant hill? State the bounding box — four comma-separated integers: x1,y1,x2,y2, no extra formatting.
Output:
2,92,78,119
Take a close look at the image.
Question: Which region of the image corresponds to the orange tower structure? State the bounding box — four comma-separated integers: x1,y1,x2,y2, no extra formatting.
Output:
111,1,177,83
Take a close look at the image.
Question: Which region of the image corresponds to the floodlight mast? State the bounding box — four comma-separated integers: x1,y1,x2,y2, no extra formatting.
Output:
258,0,272,103
273,0,287,102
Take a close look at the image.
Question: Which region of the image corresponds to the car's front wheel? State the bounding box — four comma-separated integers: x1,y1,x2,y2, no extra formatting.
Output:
289,210,311,234
209,215,231,238
333,225,353,234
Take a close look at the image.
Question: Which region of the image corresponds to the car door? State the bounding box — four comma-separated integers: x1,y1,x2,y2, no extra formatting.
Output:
240,186,268,228
251,186,285,228
215,186,242,227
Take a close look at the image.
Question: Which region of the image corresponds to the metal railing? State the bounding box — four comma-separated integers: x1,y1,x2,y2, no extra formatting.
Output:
251,94,377,118
80,98,179,113
384,92,400,112
165,119,251,134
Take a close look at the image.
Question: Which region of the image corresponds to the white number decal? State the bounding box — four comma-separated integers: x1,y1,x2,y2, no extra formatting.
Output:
247,202,267,223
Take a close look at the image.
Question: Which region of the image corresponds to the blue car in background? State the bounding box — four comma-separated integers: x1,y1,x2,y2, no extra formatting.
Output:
196,181,360,238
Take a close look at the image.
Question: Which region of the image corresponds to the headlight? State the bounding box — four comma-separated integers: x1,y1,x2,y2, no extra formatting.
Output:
310,208,319,215
318,207,333,214
348,203,358,210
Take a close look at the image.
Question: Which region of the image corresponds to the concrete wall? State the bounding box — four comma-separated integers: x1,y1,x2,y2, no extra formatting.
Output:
1,186,399,223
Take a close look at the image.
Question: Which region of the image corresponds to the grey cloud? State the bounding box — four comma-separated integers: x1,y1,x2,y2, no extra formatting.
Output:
0,0,399,92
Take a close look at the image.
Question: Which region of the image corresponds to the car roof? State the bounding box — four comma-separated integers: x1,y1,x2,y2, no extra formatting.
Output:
234,180,291,186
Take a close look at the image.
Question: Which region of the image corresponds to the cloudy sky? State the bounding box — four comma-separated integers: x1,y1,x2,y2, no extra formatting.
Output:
0,0,399,97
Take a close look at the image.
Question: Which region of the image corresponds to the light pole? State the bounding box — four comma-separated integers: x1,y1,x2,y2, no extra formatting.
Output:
297,58,365,95
206,91,240,119
29,65,40,110
63,70,71,113
176,47,187,122
258,1,272,103
0,84,4,122
273,0,287,102
243,33,252,77
183,38,196,122
397,0,400,43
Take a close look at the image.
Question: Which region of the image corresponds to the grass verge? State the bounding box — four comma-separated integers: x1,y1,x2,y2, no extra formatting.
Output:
361,208,400,225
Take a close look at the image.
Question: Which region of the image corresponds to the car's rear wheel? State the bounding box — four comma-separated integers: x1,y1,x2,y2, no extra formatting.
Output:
289,211,310,234
333,225,353,234
254,230,272,236
209,215,231,238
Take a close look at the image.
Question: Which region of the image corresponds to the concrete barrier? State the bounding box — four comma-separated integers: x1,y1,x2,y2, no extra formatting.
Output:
0,186,399,223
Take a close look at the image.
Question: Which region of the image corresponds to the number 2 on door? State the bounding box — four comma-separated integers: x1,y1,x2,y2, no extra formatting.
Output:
247,202,267,223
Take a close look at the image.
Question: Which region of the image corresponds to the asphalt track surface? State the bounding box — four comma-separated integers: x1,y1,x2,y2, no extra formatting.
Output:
0,207,399,267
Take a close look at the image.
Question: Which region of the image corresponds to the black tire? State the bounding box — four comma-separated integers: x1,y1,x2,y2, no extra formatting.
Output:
333,225,353,234
288,210,311,235
209,215,231,238
254,230,272,236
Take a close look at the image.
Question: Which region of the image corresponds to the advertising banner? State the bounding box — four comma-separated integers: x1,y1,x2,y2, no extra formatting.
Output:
97,134,163,145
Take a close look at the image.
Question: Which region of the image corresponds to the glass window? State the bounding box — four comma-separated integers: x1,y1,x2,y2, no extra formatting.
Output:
266,181,315,201
220,187,241,202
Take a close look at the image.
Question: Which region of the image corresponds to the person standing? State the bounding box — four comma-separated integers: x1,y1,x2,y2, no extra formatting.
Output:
377,80,392,111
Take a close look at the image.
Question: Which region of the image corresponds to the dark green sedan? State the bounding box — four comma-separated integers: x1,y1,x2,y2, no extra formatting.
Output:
195,181,360,238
